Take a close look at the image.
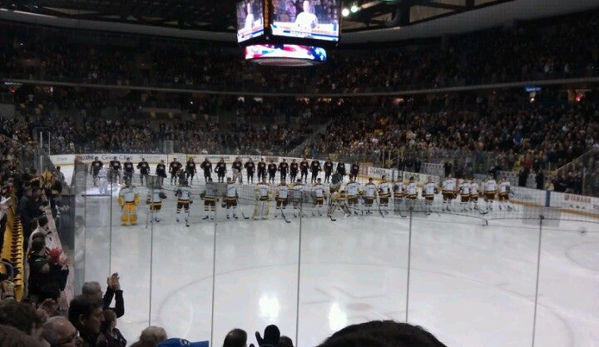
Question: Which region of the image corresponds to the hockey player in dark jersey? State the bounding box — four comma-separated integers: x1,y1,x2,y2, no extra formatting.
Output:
200,158,212,182
91,157,103,186
279,159,289,183
257,158,267,182
169,158,183,185
310,158,321,183
123,158,135,182
186,157,197,184
215,158,227,183
245,158,256,184
137,158,150,186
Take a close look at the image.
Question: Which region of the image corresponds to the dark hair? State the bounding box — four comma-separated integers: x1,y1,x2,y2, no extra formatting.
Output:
0,325,44,347
37,215,49,228
68,295,103,328
318,321,447,347
279,336,294,347
31,237,46,253
0,300,45,335
100,309,117,333
223,328,247,347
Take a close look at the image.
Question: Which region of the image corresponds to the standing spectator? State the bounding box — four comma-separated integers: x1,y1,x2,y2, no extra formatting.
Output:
444,161,453,177
0,300,46,344
68,295,104,347
518,167,529,187
535,170,544,190
18,186,43,245
96,310,127,347
27,237,69,304
81,273,125,318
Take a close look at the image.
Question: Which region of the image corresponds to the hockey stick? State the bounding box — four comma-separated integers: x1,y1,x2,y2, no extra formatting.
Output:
375,199,385,218
280,206,291,223
236,199,250,219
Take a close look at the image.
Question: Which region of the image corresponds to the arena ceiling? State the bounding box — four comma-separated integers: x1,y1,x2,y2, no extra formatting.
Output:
0,0,596,43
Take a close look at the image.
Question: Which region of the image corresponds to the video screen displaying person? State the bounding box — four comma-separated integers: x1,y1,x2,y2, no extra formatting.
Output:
237,0,264,42
271,0,340,41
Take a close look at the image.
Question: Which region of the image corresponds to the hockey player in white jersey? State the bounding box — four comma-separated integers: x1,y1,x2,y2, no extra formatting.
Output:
224,177,239,219
470,178,480,210
362,178,377,215
393,179,405,214
118,180,140,226
498,176,513,211
291,179,305,218
422,177,439,215
459,179,471,212
98,165,109,195
175,180,193,226
201,178,218,220
275,181,289,219
442,175,457,211
378,176,391,214
311,178,325,216
484,175,497,211
405,177,418,210
253,178,271,220
146,182,167,223
346,177,360,215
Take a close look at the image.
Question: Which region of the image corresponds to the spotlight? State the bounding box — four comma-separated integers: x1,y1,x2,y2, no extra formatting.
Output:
342,8,350,16
350,4,360,12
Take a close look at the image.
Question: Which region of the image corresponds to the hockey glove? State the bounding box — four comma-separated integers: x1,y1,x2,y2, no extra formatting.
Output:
250,325,280,347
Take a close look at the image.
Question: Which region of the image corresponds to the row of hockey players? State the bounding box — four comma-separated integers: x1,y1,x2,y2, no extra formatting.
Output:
90,156,361,187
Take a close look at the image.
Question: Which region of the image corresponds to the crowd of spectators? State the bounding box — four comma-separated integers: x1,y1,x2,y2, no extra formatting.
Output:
0,11,597,93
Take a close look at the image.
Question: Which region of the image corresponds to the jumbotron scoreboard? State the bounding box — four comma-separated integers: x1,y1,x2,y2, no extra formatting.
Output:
236,0,341,66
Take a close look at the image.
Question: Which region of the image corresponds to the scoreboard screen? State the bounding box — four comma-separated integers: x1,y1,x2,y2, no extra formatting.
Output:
269,0,340,42
237,0,265,43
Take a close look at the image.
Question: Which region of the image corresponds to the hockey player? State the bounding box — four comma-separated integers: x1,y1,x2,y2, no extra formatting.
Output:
224,177,239,219
267,160,277,184
422,177,439,215
336,161,346,178
253,178,271,220
405,177,418,210
146,182,167,223
346,177,360,215
470,178,480,210
291,179,304,218
327,185,351,219
91,157,103,186
289,159,299,183
323,158,333,183
155,160,167,187
459,179,471,212
169,158,183,185
186,158,197,184
118,180,139,226
201,178,218,221
275,181,290,218
498,176,513,211
310,158,321,183
232,157,243,184
123,158,135,182
200,158,213,183
349,162,360,181
378,175,391,214
175,179,193,226
257,158,267,182
311,178,325,216
137,158,150,186
484,175,497,211
362,178,377,215
215,158,227,183
245,158,255,184
299,158,309,183
109,156,122,184
442,175,457,211
393,179,405,214
278,159,289,183
98,165,109,195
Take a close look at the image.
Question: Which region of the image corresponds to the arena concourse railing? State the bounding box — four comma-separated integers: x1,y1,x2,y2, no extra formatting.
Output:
51,151,599,347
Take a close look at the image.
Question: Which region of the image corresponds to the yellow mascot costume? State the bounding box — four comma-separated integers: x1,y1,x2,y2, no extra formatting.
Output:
118,181,139,225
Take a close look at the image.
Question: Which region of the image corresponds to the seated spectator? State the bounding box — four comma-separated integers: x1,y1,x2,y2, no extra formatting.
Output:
42,316,82,347
81,273,124,318
0,325,45,347
96,309,127,347
278,336,294,347
222,328,247,347
68,294,104,347
129,326,168,347
0,299,46,345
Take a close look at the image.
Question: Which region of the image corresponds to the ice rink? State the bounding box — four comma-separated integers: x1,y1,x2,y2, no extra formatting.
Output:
63,167,599,347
